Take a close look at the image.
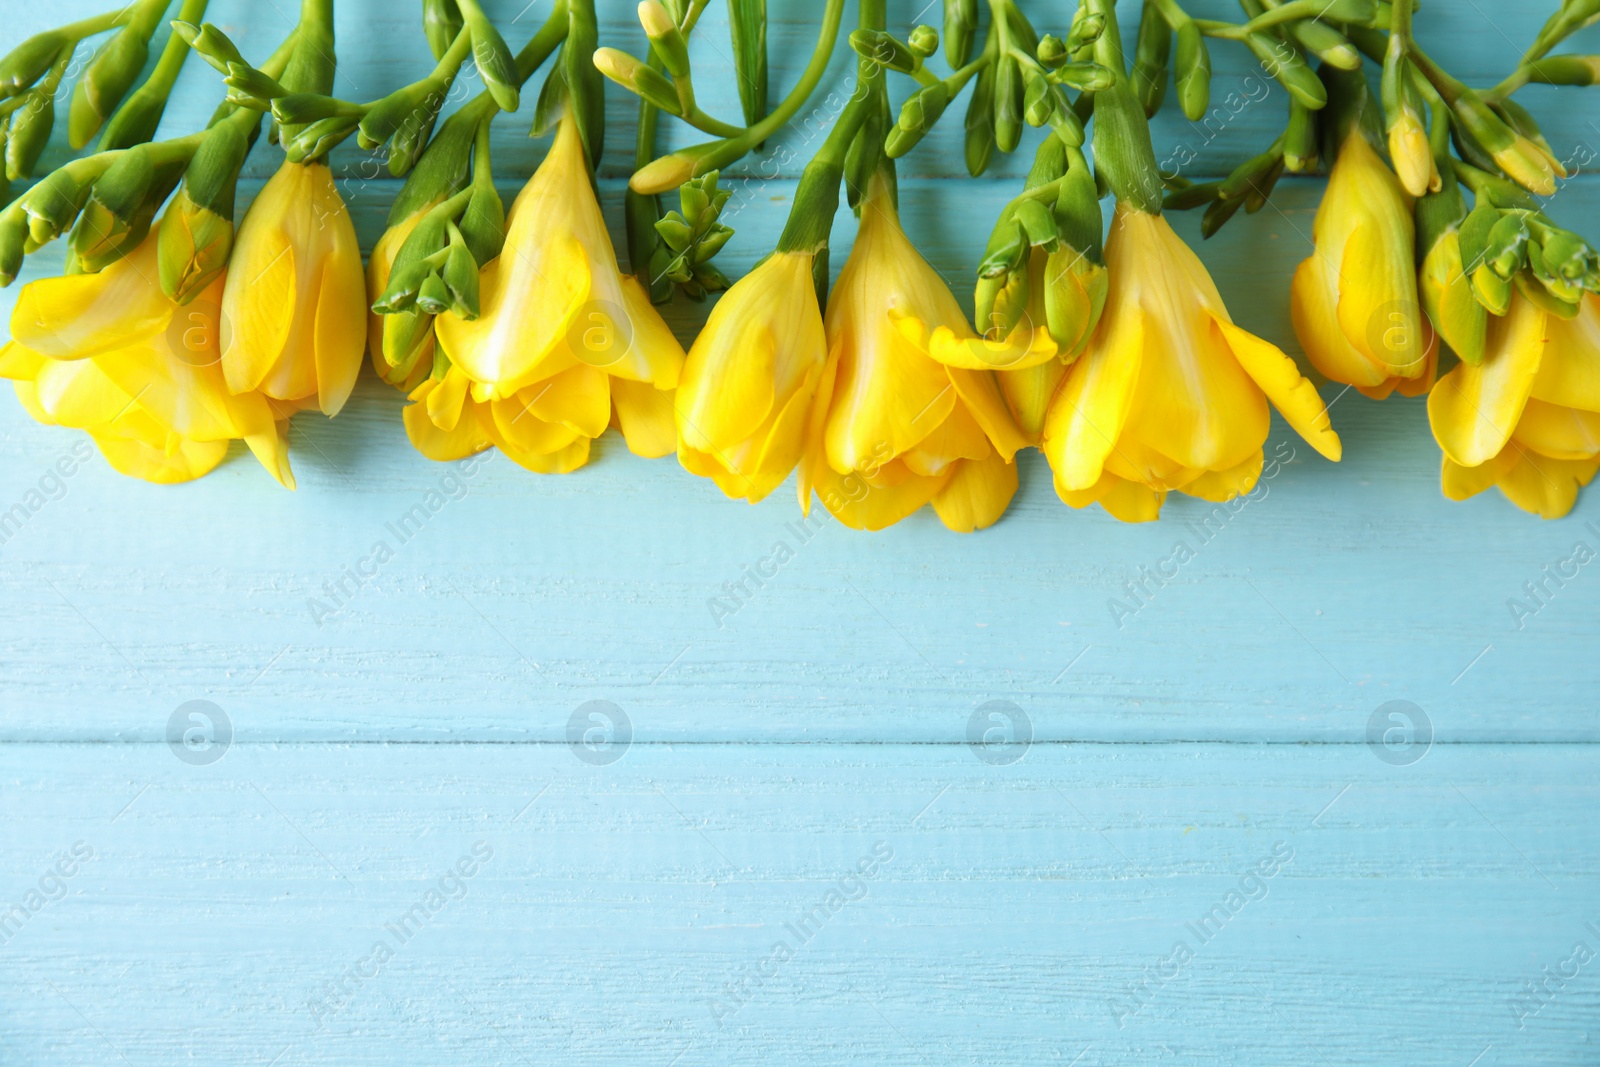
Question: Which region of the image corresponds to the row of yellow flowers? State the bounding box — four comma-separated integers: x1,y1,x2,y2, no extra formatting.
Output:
10,109,1592,523
1,0,1596,526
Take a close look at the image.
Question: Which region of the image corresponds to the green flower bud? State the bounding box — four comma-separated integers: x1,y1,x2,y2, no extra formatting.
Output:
274,93,361,128
1162,179,1219,211
69,149,159,271
97,86,170,151
0,31,65,96
1037,35,1069,69
1527,54,1600,86
424,0,465,62
725,0,766,130
1246,33,1325,110
465,14,520,112
1173,21,1211,121
1068,13,1106,53
994,54,1023,154
1285,19,1361,71
389,108,477,225
158,190,234,304
226,62,291,110
944,0,978,68
284,114,361,163
68,28,150,150
382,308,434,372
1131,6,1171,118
1201,193,1245,238
441,235,480,318
1284,99,1318,172
1485,213,1529,278
458,182,506,265
1023,70,1056,127
20,167,91,246
1471,263,1512,316
0,208,28,286
1054,61,1115,92
886,82,950,157
414,271,454,316
171,22,247,76
5,89,54,181
965,66,996,177
850,29,918,74
638,0,692,79
908,25,939,60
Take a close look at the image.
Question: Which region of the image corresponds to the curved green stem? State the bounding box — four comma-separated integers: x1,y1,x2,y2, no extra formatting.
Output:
710,0,847,155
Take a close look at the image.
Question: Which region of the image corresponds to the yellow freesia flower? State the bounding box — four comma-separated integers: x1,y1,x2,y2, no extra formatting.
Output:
1042,206,1342,523
3,234,295,485
1290,128,1437,399
675,249,828,503
803,180,1027,532
418,114,682,473
221,159,366,416
1430,293,1600,518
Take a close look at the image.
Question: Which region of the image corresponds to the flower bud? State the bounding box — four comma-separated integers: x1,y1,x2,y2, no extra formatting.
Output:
886,82,949,157
638,1,691,78
965,66,995,177
274,92,359,127
1284,99,1318,172
630,147,710,195
441,237,480,318
994,54,1023,153
97,86,172,151
1492,133,1562,196
20,168,90,246
1037,35,1068,68
1044,243,1108,359
944,0,977,68
1173,21,1210,121
284,115,362,163
5,89,53,180
466,16,520,112
457,181,506,265
1527,54,1600,86
850,29,919,74
423,0,465,61
1131,7,1171,118
909,25,939,60
0,30,65,96
1387,110,1435,197
171,22,247,75
68,28,149,149
69,149,160,272
158,190,234,304
0,208,29,285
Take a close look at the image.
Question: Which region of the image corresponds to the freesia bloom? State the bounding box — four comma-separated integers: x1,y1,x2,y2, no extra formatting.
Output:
1291,129,1436,399
1042,206,1342,523
3,234,294,485
1430,293,1600,518
675,249,828,503
221,159,366,417
803,180,1027,532
426,114,683,473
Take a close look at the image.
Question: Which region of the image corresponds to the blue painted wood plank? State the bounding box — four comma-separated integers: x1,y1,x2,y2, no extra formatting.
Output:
0,741,1595,1065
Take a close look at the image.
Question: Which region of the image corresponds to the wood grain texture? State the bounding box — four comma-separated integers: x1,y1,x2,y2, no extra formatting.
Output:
2,2,1598,1064
1,742,1596,1066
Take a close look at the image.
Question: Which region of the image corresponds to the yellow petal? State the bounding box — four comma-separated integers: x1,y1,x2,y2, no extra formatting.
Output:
1510,398,1600,460
813,461,947,531
1531,294,1600,413
487,394,582,458
11,236,172,359
519,363,611,438
1181,449,1264,502
1216,318,1342,462
312,205,367,416
997,360,1068,446
31,356,136,428
946,366,1028,461
1495,449,1600,519
1428,296,1547,467
221,222,296,395
90,425,228,484
1440,452,1512,502
612,274,686,388
497,432,591,475
425,367,472,432
0,341,48,380
405,393,493,461
611,378,677,458
930,451,1018,532
922,318,1059,371
1083,471,1165,523
241,420,296,489
902,400,990,476
1042,306,1144,491
1290,255,1391,389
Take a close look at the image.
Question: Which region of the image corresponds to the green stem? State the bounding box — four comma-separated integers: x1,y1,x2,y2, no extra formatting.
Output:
729,0,847,149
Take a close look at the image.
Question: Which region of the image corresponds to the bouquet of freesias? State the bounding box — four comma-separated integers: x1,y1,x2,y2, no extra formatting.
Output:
0,0,1594,526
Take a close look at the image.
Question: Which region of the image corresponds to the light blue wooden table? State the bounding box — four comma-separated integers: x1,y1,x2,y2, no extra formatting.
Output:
2,1,1598,1063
